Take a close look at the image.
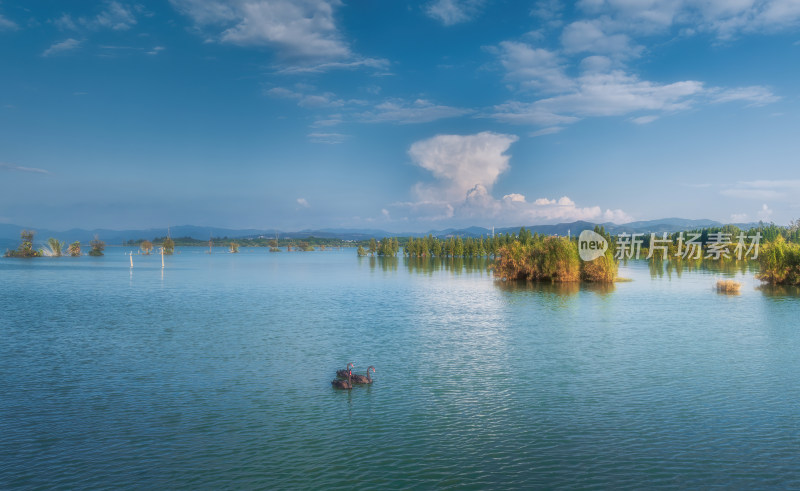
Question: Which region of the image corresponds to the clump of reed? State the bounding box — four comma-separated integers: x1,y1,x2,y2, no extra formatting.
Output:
493,237,618,283
715,279,742,293
494,237,579,282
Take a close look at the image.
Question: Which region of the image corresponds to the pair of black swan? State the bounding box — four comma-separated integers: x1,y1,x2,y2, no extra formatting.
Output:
331,362,376,390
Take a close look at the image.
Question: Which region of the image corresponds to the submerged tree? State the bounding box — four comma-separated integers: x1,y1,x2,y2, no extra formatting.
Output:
162,236,175,255
5,230,41,258
357,245,367,256
140,240,153,255
368,238,378,256
88,236,105,256
68,241,81,256
230,241,239,253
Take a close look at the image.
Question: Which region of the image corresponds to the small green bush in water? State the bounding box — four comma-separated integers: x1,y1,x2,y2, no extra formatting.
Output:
89,236,105,256
5,230,41,258
757,236,800,285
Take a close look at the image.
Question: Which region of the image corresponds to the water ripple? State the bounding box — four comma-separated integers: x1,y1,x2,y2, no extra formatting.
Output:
2,253,800,488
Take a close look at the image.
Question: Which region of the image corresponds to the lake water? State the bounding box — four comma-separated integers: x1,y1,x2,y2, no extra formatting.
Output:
2,248,800,488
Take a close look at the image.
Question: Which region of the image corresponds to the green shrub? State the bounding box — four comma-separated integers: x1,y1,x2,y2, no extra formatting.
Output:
757,236,800,285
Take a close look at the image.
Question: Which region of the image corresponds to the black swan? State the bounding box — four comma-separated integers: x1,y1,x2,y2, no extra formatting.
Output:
331,369,352,390
336,362,355,379
351,366,375,384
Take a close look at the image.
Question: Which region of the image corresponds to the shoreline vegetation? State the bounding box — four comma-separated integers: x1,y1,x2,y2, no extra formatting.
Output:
5,221,800,286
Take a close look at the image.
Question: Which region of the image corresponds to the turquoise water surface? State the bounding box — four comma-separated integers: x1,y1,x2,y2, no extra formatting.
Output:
2,248,799,488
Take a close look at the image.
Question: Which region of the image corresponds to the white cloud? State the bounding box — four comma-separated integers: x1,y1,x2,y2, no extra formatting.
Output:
94,1,138,30
758,203,773,221
530,126,565,137
491,101,580,126
576,0,800,39
0,162,50,174
709,85,779,106
503,193,527,203
399,132,632,226
492,192,631,223
730,213,749,222
311,115,343,127
531,0,564,22
603,208,631,222
561,19,643,58
307,132,349,144
576,0,683,34
268,87,470,125
266,86,345,108
537,71,703,116
276,57,390,74
631,115,658,124
721,180,800,201
359,99,472,124
56,2,139,31
0,14,18,30
493,41,574,93
297,197,310,208
492,69,704,124
171,0,352,61
425,0,484,26
54,13,78,30
147,46,166,55
42,38,82,57
580,55,614,73
408,131,519,202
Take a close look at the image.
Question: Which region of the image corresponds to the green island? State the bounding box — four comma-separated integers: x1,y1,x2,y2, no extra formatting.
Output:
6,221,800,286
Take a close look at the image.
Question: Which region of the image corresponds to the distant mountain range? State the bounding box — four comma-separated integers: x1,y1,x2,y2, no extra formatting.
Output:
0,218,763,250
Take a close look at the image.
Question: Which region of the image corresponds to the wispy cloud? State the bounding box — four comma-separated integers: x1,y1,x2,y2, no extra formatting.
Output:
0,13,18,30
576,0,800,40
171,0,353,62
491,68,703,125
297,197,310,208
631,115,658,124
266,86,347,108
0,162,50,175
359,99,472,124
307,132,349,144
561,19,643,59
489,38,779,129
55,2,139,31
721,180,800,201
268,86,471,126
425,0,484,26
276,57,389,74
530,126,565,137
709,86,780,106
490,41,574,94
484,1,787,134
42,38,82,57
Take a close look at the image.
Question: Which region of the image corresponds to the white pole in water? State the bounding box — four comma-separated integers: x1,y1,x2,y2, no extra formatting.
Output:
161,247,165,269
130,251,133,268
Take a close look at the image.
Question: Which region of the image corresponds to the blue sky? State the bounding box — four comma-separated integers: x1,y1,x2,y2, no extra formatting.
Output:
1,0,800,232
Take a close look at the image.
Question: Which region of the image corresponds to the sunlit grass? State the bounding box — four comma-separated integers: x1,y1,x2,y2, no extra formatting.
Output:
716,279,742,294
